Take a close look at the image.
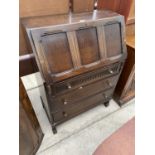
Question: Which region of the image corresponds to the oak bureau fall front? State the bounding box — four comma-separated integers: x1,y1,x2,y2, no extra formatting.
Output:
23,10,127,133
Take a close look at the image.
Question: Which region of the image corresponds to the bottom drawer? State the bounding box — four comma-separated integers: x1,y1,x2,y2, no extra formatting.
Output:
52,89,113,122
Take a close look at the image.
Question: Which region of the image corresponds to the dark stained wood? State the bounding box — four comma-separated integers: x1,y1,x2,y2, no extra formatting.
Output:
53,88,114,123
20,0,69,18
19,22,37,76
19,0,70,76
24,11,127,133
19,23,32,55
51,74,120,112
113,32,135,105
76,27,100,65
23,10,126,83
52,62,121,95
104,23,122,57
20,24,29,55
19,79,43,155
71,0,95,13
19,54,38,77
42,32,73,74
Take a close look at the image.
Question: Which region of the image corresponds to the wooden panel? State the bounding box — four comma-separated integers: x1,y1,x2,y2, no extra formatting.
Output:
97,0,121,12
19,79,43,155
19,23,32,55
113,41,135,105
128,0,135,21
19,55,38,77
121,65,135,97
76,28,100,65
20,103,38,155
128,0,135,19
118,0,133,22
97,0,132,22
104,23,122,57
126,23,135,38
19,0,69,17
42,33,73,74
71,0,95,13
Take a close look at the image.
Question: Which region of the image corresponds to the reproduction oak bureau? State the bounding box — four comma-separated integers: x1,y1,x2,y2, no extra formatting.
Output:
23,10,127,134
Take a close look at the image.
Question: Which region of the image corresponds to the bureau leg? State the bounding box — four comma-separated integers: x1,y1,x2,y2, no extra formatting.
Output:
52,125,57,134
104,101,110,107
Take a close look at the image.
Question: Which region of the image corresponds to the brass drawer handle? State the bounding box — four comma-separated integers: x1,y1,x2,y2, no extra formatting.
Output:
108,69,114,74
63,112,68,117
79,86,83,90
63,100,68,105
67,84,72,89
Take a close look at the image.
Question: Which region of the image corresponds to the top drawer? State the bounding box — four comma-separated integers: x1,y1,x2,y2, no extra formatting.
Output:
52,62,121,95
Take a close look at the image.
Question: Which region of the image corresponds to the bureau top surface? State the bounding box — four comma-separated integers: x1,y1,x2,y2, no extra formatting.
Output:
22,10,123,30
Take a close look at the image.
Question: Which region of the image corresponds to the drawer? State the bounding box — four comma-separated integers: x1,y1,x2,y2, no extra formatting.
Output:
53,62,121,95
52,75,119,110
52,89,113,122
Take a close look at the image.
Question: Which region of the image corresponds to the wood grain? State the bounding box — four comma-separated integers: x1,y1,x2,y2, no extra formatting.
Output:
97,0,133,22
118,0,133,22
71,0,95,13
76,27,100,65
19,23,32,55
104,23,122,57
97,26,107,59
19,55,38,77
97,0,121,12
67,31,81,68
113,33,135,105
42,32,73,74
20,0,69,17
19,79,43,154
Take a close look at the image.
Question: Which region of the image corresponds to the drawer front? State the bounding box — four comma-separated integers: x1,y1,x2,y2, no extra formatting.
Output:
53,62,121,95
52,89,113,122
53,75,119,110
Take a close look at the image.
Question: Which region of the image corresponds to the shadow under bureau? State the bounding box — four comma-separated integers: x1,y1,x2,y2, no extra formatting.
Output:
23,10,127,134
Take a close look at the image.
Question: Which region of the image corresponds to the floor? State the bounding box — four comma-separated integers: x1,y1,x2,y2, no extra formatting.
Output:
21,72,135,155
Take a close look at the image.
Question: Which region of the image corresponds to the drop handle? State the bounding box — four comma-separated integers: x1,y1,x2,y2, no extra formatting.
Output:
67,84,72,89
108,69,114,74
79,86,83,90
63,100,68,105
